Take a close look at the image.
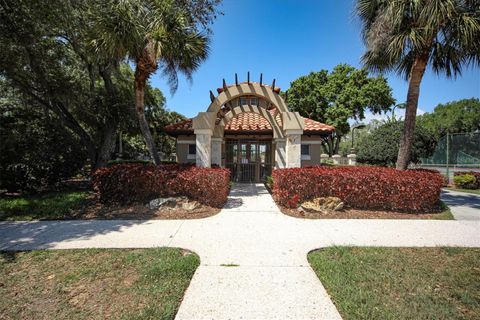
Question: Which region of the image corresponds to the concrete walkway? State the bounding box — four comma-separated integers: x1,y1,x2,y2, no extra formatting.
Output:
441,188,480,220
1,184,479,319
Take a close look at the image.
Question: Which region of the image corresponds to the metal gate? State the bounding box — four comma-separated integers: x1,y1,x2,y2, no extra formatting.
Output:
226,140,272,182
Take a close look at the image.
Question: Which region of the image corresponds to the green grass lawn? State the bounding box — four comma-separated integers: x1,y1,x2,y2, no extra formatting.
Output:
0,191,90,220
444,187,480,195
0,248,199,319
309,247,480,320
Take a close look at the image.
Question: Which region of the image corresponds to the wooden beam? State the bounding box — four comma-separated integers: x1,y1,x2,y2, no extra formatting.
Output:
271,79,276,91
247,71,250,84
235,73,238,86
209,90,215,102
260,73,263,86
222,78,227,91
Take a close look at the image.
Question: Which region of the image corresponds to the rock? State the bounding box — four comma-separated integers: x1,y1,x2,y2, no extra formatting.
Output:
147,197,177,209
301,197,344,212
181,200,201,211
333,202,344,211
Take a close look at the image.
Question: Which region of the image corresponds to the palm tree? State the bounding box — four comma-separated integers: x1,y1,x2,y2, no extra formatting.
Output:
356,0,480,169
90,0,210,164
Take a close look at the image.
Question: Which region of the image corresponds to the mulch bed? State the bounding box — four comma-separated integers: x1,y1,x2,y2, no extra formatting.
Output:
69,195,220,220
279,206,446,219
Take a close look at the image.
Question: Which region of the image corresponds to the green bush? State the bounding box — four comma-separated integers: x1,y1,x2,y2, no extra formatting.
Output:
454,174,477,189
265,176,274,188
107,159,152,166
357,121,436,166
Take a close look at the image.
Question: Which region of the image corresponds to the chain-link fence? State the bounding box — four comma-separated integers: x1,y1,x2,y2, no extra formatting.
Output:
418,131,480,181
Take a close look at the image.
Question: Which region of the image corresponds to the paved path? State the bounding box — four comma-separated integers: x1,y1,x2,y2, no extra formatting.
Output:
1,184,479,319
441,189,480,220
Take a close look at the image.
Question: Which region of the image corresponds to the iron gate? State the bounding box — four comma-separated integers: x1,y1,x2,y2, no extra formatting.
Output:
225,140,272,182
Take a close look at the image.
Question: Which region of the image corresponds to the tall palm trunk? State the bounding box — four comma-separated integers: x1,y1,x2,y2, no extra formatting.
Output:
396,56,428,170
134,70,161,165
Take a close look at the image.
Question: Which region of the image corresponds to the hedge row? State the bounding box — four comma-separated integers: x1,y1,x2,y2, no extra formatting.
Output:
92,164,230,208
454,171,480,189
272,166,444,212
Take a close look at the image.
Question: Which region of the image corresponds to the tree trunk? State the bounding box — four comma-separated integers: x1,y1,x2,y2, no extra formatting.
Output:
134,73,161,165
93,119,118,170
333,136,341,155
395,56,428,170
324,136,334,156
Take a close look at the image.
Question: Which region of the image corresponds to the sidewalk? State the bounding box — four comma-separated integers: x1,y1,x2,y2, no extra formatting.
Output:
441,188,480,220
1,183,479,319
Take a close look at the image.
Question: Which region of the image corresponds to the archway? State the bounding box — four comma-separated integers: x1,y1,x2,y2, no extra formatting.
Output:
192,77,305,169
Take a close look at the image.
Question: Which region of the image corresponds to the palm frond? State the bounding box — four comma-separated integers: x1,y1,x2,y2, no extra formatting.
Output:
356,0,480,78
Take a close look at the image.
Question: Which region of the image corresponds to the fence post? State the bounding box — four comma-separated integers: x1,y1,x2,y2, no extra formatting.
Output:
446,132,450,183
320,154,330,164
347,153,357,166
332,154,341,165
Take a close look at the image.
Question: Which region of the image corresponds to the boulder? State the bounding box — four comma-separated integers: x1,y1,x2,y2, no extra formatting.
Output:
147,197,177,209
181,200,201,211
301,197,344,212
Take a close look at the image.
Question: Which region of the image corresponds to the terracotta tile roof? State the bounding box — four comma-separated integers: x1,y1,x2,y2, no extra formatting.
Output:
163,113,335,136
225,112,275,133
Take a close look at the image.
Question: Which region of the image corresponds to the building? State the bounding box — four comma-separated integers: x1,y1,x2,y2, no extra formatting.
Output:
164,77,335,182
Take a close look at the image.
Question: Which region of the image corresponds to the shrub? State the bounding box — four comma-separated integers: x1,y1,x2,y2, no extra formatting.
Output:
454,171,480,189
357,121,436,166
453,174,477,189
272,166,444,212
107,159,152,166
92,164,230,208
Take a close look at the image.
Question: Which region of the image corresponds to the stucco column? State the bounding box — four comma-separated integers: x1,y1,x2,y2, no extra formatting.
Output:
195,129,212,168
274,139,286,169
285,130,302,168
347,153,357,166
211,137,222,167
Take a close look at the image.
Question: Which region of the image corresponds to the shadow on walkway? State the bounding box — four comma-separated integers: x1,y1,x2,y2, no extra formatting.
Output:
0,220,153,251
441,191,480,210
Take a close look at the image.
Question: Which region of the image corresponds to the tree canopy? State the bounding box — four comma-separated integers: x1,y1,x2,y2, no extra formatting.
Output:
356,0,480,169
0,0,188,191
286,64,395,154
89,0,219,164
417,98,480,138
357,121,437,167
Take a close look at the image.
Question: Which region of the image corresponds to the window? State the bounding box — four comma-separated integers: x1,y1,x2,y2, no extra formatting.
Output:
301,144,310,155
301,144,311,160
238,96,258,106
187,144,196,160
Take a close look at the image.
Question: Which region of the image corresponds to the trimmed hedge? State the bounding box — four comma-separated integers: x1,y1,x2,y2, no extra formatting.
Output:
454,171,480,189
272,166,444,212
93,164,230,208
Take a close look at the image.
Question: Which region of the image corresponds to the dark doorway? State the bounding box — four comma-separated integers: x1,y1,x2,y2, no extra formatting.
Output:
226,139,273,182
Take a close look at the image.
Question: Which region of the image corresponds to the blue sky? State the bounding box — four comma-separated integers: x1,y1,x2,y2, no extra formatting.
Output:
151,0,480,121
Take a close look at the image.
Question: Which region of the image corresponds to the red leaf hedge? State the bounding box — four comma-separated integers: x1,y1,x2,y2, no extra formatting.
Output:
272,166,444,212
92,164,230,208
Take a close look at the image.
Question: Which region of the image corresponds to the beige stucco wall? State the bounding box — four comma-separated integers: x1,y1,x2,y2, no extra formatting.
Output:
175,134,324,167
176,135,196,164
301,136,324,166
